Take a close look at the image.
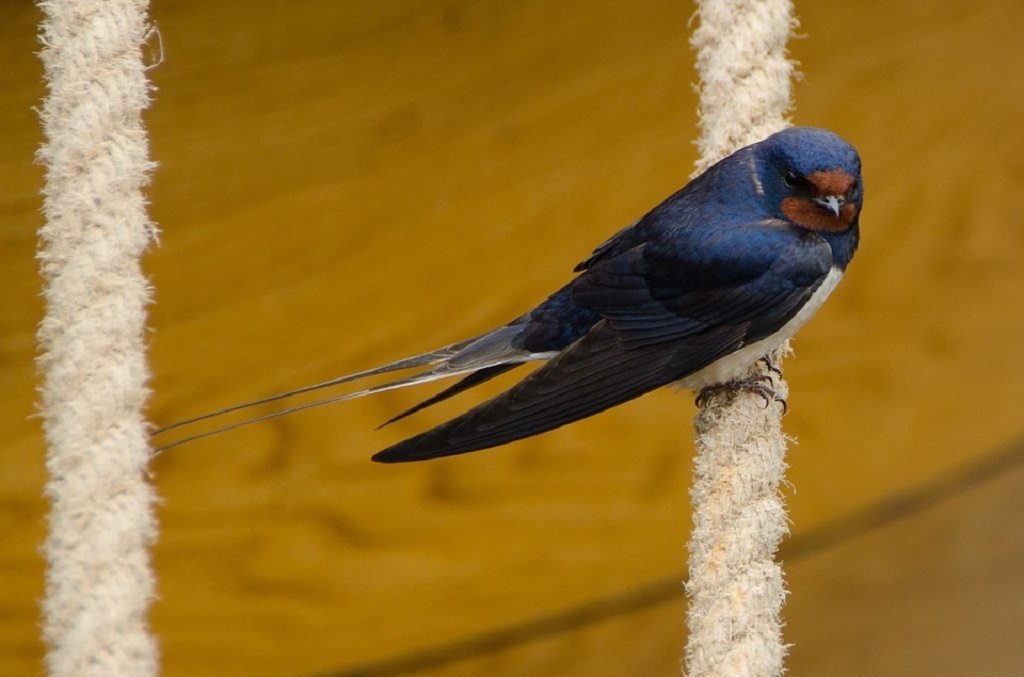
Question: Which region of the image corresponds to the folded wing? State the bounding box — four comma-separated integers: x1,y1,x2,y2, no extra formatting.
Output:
374,221,832,462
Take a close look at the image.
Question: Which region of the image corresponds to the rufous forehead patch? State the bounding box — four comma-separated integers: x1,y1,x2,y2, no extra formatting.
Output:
807,169,855,196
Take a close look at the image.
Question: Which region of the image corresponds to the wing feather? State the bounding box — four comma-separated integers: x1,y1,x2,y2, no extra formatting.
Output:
373,221,834,462
372,322,741,462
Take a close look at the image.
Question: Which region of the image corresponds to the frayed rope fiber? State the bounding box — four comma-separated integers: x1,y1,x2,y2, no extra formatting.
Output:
686,1,797,675
36,1,159,675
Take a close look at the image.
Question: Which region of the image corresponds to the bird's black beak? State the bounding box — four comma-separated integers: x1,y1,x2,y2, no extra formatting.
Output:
813,195,844,217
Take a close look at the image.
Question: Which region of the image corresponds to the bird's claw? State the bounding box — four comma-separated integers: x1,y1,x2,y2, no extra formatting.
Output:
759,354,783,376
696,376,787,413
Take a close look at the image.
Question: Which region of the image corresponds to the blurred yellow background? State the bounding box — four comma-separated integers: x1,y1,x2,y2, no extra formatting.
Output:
2,1,1024,674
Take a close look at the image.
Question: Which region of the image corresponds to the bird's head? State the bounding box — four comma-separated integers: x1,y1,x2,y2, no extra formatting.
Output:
756,127,863,233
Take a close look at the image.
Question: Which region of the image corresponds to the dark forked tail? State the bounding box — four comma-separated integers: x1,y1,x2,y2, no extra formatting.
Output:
151,325,541,452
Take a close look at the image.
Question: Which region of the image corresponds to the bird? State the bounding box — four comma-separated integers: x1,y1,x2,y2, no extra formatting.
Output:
154,126,862,463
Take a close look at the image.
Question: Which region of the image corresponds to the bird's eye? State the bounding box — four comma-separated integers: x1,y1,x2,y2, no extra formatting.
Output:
783,170,799,188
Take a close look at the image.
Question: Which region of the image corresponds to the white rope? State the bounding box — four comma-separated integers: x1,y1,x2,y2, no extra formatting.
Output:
685,1,797,675
36,1,159,674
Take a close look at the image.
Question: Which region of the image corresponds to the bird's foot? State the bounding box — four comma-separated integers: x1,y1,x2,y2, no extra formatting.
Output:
696,375,787,413
759,353,783,376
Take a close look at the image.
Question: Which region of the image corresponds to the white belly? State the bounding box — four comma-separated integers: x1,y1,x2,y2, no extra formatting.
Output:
677,266,844,390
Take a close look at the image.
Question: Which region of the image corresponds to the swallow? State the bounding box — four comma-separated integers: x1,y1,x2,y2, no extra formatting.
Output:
155,127,862,462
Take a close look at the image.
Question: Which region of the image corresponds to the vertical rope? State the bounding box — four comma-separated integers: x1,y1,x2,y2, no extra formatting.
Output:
36,1,159,674
685,1,797,675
